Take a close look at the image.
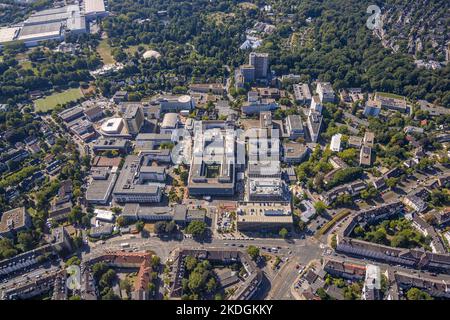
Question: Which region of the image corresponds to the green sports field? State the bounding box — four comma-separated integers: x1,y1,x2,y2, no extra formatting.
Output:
34,88,84,112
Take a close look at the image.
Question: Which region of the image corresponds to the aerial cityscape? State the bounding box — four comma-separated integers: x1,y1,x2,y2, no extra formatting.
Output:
0,0,449,303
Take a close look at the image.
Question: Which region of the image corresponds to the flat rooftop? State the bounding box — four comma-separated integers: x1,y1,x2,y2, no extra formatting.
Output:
0,27,20,43
19,22,62,39
0,207,27,233
113,155,161,195
85,0,106,13
86,169,117,202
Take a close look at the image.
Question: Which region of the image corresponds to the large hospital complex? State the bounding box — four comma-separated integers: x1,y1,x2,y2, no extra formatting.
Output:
0,0,108,47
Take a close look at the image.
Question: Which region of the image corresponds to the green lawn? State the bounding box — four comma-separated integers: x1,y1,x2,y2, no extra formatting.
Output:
34,88,84,112
97,39,115,64
376,92,406,100
125,44,148,55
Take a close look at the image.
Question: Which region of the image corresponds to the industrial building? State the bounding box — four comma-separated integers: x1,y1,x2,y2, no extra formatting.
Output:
83,0,109,20
0,1,107,47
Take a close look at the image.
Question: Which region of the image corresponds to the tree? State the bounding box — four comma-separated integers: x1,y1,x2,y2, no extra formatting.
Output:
147,255,159,268
17,231,34,252
116,216,126,227
188,271,204,293
65,256,81,266
135,220,144,233
406,288,433,300
71,235,83,249
154,221,168,234
147,282,156,294
185,256,197,271
206,277,217,293
247,245,260,261
279,228,289,238
430,190,449,207
68,205,83,224
298,220,307,231
120,278,132,293
101,288,120,300
185,221,207,238
316,287,331,300
99,269,116,289
385,177,399,189
92,262,108,279
314,201,327,216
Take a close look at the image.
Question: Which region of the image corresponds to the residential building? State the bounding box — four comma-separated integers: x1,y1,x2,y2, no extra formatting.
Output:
242,98,278,115
363,99,381,117
310,95,322,114
112,91,128,103
249,52,269,79
359,145,372,166
285,115,304,140
293,83,312,105
362,265,382,300
403,195,427,213
363,131,375,147
0,207,32,237
347,136,363,148
235,65,256,87
307,112,323,143
375,93,408,113
330,134,342,152
283,142,309,164
253,87,280,99
189,83,225,95
316,82,335,103
329,156,348,169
